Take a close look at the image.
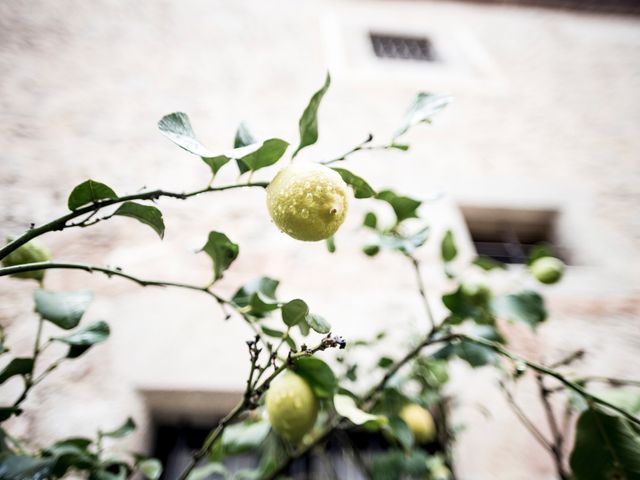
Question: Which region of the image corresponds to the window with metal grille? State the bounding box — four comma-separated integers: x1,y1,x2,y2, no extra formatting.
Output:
461,206,567,264
369,32,436,62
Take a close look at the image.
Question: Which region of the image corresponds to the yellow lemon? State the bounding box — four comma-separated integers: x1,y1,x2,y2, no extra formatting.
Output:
1,241,50,282
530,257,564,285
265,371,318,443
399,403,436,443
266,163,348,241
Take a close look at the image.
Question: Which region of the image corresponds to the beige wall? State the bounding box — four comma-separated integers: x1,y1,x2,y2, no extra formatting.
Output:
1,1,639,478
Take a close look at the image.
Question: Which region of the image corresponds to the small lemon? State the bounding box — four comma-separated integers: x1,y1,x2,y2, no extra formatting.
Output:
267,163,349,241
1,241,50,282
530,257,564,285
399,403,436,443
265,371,318,443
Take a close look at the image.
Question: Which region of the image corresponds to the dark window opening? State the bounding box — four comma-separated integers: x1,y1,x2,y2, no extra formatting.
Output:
462,206,568,264
369,32,437,62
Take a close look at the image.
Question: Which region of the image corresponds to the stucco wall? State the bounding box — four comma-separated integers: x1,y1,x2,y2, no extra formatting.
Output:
1,1,639,478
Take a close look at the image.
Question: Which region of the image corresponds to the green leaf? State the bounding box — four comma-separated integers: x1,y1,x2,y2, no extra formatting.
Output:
385,416,414,451
113,202,165,239
187,463,228,480
569,407,640,480
363,212,378,229
441,230,457,262
376,190,421,224
281,299,309,327
293,357,337,398
0,455,56,480
199,231,239,281
393,92,452,140
378,226,430,256
158,112,215,158
261,326,285,338
334,394,386,427
223,421,271,454
331,168,376,199
231,277,280,318
68,180,117,211
442,285,493,325
0,358,33,384
34,289,94,330
138,459,162,480
363,245,380,257
101,417,136,438
491,291,547,329
293,73,331,158
234,122,257,149
390,143,410,151
53,321,110,359
378,357,394,368
238,138,289,173
473,256,506,271
306,313,331,334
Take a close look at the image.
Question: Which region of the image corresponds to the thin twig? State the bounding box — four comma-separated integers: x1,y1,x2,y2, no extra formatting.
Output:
0,182,268,261
409,255,436,330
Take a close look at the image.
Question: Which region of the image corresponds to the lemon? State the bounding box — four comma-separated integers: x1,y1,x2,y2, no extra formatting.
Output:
530,257,564,285
399,403,436,443
267,163,349,241
265,371,318,442
1,241,50,282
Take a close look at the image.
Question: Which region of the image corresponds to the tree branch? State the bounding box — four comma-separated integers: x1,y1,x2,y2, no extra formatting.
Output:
536,374,568,479
0,182,268,261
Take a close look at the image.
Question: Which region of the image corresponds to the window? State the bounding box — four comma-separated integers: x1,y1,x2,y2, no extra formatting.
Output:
461,206,567,264
369,32,437,62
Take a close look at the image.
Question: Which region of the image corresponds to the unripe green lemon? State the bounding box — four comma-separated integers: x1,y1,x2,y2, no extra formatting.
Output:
530,257,564,285
265,371,318,443
399,403,436,443
266,163,349,241
1,241,50,281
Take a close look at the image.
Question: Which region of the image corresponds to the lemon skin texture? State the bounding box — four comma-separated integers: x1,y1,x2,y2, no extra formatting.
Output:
265,371,318,443
267,163,349,241
530,257,564,285
399,403,436,443
1,241,50,281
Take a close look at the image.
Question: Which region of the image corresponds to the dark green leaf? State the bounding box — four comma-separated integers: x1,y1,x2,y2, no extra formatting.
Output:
393,92,452,140
385,416,414,451
223,421,271,454
201,156,231,176
293,357,337,398
281,299,309,327
376,190,421,224
101,417,136,438
260,326,284,338
200,231,239,281
113,202,165,239
238,138,289,173
570,407,640,480
0,406,21,421
47,438,97,476
34,290,94,330
491,291,547,329
442,285,493,325
231,277,280,318
331,168,376,199
433,325,504,368
0,358,33,384
293,73,331,158
306,313,331,334
441,230,457,262
363,212,377,229
370,449,430,480
472,256,506,271
234,122,257,149
0,455,56,480
297,317,310,337
68,180,117,211
378,357,394,369
389,143,410,151
138,458,162,480
363,245,380,257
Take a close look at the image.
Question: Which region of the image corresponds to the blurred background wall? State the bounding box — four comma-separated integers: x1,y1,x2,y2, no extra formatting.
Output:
1,1,639,478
